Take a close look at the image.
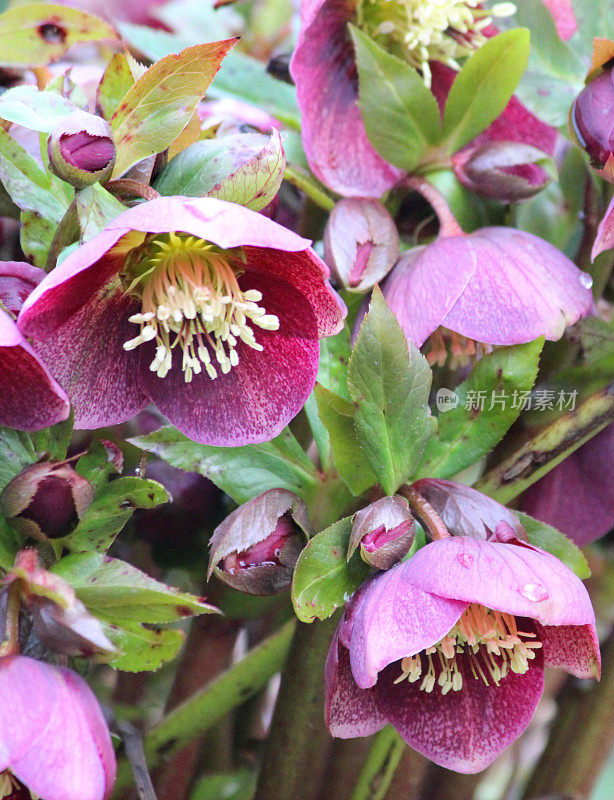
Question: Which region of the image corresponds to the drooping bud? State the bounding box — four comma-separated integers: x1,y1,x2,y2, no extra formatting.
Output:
208,489,307,595
570,67,614,180
324,199,399,292
48,112,116,188
347,496,415,570
453,141,554,202
0,462,95,541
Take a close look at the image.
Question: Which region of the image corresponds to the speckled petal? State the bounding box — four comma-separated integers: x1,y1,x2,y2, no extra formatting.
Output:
536,622,601,678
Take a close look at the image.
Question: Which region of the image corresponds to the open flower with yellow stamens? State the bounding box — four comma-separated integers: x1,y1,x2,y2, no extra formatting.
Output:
326,517,600,771
17,196,345,445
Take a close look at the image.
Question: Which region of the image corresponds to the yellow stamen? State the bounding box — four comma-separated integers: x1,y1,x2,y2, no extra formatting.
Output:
121,233,279,383
396,604,542,695
357,0,516,87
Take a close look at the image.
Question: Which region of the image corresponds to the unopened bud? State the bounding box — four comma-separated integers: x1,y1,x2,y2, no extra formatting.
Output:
324,199,399,292
1,462,94,541
348,496,415,570
571,68,614,179
454,141,554,202
208,489,307,595
48,112,116,188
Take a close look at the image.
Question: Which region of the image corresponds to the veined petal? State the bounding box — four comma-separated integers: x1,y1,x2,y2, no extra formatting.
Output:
536,623,601,679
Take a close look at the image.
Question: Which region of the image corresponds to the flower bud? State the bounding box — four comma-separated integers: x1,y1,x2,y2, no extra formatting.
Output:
208,489,307,595
48,112,116,188
324,199,399,292
571,68,614,178
347,496,415,570
0,462,95,541
454,141,554,202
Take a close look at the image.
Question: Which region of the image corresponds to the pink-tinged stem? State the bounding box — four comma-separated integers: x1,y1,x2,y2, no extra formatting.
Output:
0,583,21,657
105,180,161,202
399,485,451,541
402,176,463,238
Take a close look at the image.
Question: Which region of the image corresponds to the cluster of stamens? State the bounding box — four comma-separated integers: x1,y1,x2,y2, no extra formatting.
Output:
395,604,542,695
425,326,492,368
357,0,516,86
122,233,279,383
0,771,32,799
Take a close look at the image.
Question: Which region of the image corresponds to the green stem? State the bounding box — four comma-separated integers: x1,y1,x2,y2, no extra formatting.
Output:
253,616,338,800
284,165,336,212
475,380,614,504
46,197,79,272
112,621,294,797
350,727,406,800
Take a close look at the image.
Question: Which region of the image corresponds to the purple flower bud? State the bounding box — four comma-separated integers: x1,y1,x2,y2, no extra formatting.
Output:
348,496,415,570
208,489,307,595
454,141,554,202
0,462,95,541
48,112,116,188
571,68,614,174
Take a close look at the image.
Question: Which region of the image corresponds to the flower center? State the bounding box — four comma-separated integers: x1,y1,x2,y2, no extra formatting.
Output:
356,0,516,86
0,771,36,799
424,326,492,368
121,233,279,383
395,604,542,695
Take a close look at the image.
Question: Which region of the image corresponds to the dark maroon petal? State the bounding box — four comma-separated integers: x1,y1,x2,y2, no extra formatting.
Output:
376,650,544,773
28,283,147,429
325,627,387,738
290,0,401,197
140,271,320,446
0,262,45,316
0,310,70,430
535,622,601,679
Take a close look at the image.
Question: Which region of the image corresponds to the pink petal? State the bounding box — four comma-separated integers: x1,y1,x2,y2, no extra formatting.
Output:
325,626,387,738
0,310,70,430
0,655,115,800
290,0,401,197
348,568,468,689
28,284,147,429
406,538,596,628
0,261,45,316
441,228,594,344
540,0,577,40
536,623,601,679
376,652,544,773
593,194,614,260
139,271,320,445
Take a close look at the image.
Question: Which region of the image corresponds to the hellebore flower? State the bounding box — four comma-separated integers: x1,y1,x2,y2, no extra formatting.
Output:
521,423,614,546
348,495,415,570
326,533,600,772
571,66,614,182
0,655,116,800
290,0,561,197
48,112,116,189
379,225,594,363
18,196,345,445
0,262,69,431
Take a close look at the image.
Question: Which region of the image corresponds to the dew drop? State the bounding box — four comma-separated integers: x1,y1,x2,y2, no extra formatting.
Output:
457,553,474,568
579,272,593,289
518,583,549,602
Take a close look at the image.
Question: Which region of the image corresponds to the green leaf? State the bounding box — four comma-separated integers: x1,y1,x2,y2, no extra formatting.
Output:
53,551,218,622
191,770,255,800
350,25,441,171
74,441,121,489
0,3,119,68
155,131,285,210
417,339,543,479
317,326,352,401
442,29,531,152
96,52,137,121
515,511,590,579
60,477,170,552
19,210,56,268
129,427,318,504
0,428,36,492
99,616,184,672
0,515,19,570
0,86,80,133
315,385,376,496
75,184,126,242
347,288,436,494
110,39,237,178
30,413,74,461
292,516,370,623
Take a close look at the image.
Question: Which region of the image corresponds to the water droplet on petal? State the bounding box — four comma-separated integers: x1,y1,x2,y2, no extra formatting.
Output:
579,272,593,289
457,553,474,568
518,583,549,602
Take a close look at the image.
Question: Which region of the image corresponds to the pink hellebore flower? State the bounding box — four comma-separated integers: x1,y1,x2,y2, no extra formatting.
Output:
290,0,563,197
326,534,600,772
0,262,69,430
0,655,116,800
380,226,594,360
522,423,614,546
18,197,345,446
